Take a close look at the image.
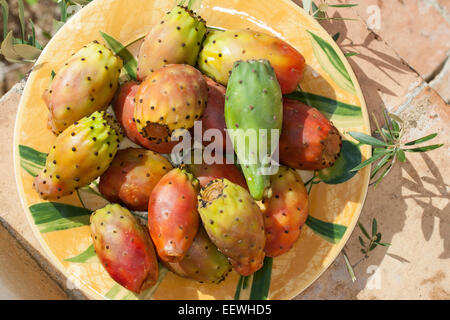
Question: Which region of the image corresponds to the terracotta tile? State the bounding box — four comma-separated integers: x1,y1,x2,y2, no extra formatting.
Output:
349,0,450,80
430,57,450,103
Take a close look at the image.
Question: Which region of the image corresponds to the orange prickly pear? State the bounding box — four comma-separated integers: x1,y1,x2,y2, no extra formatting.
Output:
198,178,266,276
148,167,200,263
90,204,159,293
134,64,208,144
165,227,232,284
113,82,178,154
198,29,305,94
262,166,309,257
137,5,207,80
98,148,173,211
43,41,123,134
33,111,123,200
279,99,342,170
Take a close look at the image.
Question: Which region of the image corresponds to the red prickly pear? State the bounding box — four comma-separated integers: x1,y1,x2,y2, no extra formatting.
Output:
44,41,123,134
148,167,200,263
134,64,208,144
262,166,309,257
198,178,266,276
198,29,305,94
187,161,247,190
33,111,123,200
98,148,173,211
113,82,178,154
279,99,342,170
90,204,159,293
137,5,207,80
165,227,232,284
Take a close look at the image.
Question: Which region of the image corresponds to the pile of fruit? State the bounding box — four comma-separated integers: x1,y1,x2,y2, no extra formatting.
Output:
33,5,342,294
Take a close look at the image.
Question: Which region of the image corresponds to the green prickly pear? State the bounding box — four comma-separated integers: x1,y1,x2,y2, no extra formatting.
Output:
90,204,159,293
137,5,206,80
165,227,232,284
98,148,173,211
134,64,208,144
198,178,266,276
43,41,123,134
33,111,123,200
224,59,283,201
198,29,305,94
148,167,200,263
262,166,309,257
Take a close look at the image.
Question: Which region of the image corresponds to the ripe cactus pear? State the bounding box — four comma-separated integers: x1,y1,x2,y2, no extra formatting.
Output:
165,227,232,284
90,204,159,293
187,161,247,190
98,148,173,211
33,111,123,200
113,82,178,154
279,99,342,170
137,5,206,80
43,41,123,134
148,167,200,263
262,166,309,257
134,64,208,144
225,60,283,201
201,76,232,151
198,178,266,276
198,29,305,94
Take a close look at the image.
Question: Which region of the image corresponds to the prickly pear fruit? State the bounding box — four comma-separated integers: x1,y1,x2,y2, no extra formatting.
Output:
198,178,266,276
198,29,305,94
262,166,309,257
113,82,178,154
279,99,342,170
187,161,247,190
137,5,206,80
90,204,159,293
201,77,232,151
98,148,173,211
33,111,123,200
165,227,232,284
43,41,123,134
225,60,283,201
134,64,208,144
148,167,200,263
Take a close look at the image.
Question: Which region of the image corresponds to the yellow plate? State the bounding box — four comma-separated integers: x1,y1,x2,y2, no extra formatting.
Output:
14,0,371,300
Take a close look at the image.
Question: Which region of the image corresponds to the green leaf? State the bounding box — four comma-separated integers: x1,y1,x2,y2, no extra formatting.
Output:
29,19,36,46
285,91,362,127
374,242,391,247
332,32,340,41
0,0,9,40
51,70,56,79
60,0,68,22
371,218,377,237
100,31,137,80
64,244,97,263
307,30,356,94
53,19,65,34
1,31,23,62
404,133,438,146
306,216,348,244
25,0,38,4
249,257,272,300
234,276,244,300
342,251,356,282
358,236,365,247
29,202,91,233
396,149,406,162
18,0,25,42
404,144,443,153
19,145,47,166
350,150,388,172
358,222,370,240
318,140,362,185
372,162,394,187
329,4,358,7
348,131,390,147
13,43,41,60
370,152,393,179
344,52,358,57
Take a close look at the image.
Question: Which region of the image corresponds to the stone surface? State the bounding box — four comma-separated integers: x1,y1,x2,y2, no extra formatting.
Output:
349,0,450,81
298,85,450,300
430,57,450,103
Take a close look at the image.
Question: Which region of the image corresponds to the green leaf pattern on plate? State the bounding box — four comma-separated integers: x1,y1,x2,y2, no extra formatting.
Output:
307,30,356,94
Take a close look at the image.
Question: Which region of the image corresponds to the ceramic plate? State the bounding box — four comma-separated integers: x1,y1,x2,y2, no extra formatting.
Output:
14,0,371,300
